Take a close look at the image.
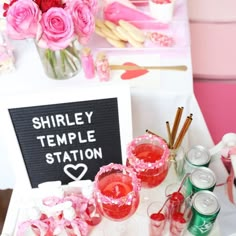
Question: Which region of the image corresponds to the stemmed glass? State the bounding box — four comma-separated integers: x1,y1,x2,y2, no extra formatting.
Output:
126,133,170,209
93,163,141,235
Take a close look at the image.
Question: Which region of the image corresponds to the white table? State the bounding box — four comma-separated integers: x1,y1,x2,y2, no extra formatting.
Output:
2,169,221,236
1,0,227,234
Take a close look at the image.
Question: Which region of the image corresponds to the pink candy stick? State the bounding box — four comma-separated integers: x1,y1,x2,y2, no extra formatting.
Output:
103,2,169,29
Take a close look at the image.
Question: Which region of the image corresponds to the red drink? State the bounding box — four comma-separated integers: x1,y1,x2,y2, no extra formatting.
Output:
170,212,187,236
168,192,185,219
149,212,166,236
147,201,168,236
127,134,170,188
94,164,140,221
134,143,164,162
168,194,192,236
100,173,133,198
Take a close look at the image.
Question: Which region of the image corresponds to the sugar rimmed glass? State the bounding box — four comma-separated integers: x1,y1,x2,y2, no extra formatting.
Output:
126,133,170,215
93,163,141,222
126,134,170,189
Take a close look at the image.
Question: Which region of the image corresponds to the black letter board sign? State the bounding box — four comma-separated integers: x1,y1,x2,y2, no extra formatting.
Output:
3,86,132,188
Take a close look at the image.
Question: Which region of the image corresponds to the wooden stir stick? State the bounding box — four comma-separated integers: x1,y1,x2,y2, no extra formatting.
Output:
110,65,188,71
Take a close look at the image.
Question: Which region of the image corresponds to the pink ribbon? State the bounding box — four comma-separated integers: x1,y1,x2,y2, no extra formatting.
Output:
222,147,236,204
63,195,88,217
17,194,91,235
17,217,89,236
42,196,62,207
17,220,49,236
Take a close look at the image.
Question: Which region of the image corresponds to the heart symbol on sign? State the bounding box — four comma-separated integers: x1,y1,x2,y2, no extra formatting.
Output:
64,163,88,181
121,62,149,80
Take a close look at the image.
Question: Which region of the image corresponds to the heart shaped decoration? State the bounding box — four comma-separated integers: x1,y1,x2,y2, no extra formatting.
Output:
64,163,88,181
121,62,149,80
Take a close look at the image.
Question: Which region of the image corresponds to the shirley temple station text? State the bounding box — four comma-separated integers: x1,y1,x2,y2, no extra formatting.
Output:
32,111,103,165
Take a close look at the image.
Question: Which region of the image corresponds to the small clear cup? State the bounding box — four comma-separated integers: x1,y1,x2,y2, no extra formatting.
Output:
147,201,168,236
169,197,192,236
148,0,175,23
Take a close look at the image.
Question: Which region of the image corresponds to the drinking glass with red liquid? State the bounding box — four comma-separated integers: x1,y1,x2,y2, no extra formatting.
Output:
165,183,192,236
169,197,192,236
147,201,168,236
127,134,170,188
126,134,169,206
93,163,141,221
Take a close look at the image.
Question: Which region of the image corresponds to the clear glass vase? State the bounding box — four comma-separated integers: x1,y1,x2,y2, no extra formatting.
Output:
36,40,81,80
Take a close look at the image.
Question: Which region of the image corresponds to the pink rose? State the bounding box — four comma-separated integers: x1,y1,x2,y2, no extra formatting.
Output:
37,7,75,50
83,0,98,14
66,0,95,44
6,0,41,40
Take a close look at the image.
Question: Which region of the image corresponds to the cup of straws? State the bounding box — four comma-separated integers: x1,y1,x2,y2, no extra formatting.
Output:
146,106,193,179
166,107,193,179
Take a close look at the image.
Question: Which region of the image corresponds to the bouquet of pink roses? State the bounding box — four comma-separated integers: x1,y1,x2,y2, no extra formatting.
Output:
3,0,98,79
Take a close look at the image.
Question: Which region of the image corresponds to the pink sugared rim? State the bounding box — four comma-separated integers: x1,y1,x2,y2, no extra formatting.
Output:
127,134,170,172
94,163,141,206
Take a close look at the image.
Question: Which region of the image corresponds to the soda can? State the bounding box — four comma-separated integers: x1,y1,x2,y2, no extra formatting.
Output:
184,145,211,175
185,167,216,197
187,190,220,236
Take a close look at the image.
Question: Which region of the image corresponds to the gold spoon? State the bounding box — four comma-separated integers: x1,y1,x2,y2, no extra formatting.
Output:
110,65,188,71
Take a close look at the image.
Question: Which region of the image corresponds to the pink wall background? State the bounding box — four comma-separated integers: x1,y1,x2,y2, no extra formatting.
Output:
188,1,236,144
187,0,236,22
194,81,236,144
190,22,236,80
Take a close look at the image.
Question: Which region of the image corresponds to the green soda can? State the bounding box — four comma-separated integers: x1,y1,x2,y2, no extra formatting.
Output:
184,145,211,175
185,167,216,197
187,190,220,236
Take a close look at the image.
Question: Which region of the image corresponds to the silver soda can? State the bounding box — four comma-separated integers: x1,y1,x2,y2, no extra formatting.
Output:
187,190,220,236
184,145,211,175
